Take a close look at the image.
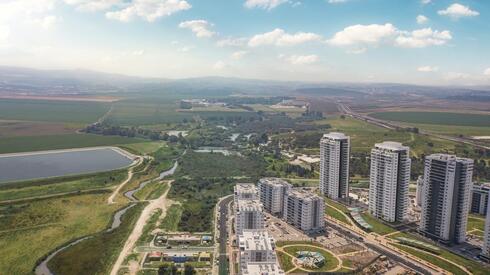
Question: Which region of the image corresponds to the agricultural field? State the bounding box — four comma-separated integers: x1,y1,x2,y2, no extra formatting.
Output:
369,111,490,127
0,120,82,138
0,192,125,275
0,134,145,154
0,99,110,123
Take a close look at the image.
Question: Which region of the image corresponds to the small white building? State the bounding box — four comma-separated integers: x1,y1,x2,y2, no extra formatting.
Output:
258,178,292,216
238,230,278,271
235,199,265,237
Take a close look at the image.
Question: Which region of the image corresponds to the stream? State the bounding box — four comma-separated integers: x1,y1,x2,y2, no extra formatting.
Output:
34,160,179,275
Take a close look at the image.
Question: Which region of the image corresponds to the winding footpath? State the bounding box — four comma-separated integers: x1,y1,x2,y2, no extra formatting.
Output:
108,156,143,204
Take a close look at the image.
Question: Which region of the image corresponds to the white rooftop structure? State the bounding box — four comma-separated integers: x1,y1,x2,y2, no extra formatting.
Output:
239,230,275,251
242,263,285,275
235,183,258,201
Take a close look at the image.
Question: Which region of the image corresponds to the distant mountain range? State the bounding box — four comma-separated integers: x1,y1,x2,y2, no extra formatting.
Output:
0,66,489,100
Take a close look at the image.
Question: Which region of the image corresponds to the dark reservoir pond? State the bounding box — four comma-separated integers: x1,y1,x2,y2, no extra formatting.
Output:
0,147,134,184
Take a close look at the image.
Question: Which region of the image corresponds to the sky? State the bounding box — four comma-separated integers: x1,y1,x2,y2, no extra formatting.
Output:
0,0,489,85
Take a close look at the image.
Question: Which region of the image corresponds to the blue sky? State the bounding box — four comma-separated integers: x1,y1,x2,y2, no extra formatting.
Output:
0,0,489,85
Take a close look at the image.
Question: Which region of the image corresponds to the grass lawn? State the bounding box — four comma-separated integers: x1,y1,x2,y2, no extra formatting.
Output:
0,134,146,154
467,214,485,232
283,245,339,272
134,181,168,201
276,251,295,272
360,213,396,235
0,193,124,274
325,205,351,225
120,141,165,155
159,204,183,232
48,203,145,275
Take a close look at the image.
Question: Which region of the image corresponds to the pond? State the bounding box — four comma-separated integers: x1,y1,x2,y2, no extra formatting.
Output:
0,147,134,183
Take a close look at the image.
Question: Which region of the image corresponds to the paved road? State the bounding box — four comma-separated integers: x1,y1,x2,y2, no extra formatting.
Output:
325,219,435,275
218,196,233,275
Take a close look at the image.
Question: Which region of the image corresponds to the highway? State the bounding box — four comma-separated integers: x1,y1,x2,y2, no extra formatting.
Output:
218,196,233,275
338,103,490,150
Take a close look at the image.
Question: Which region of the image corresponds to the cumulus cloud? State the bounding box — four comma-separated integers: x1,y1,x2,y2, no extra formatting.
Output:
327,24,452,51
0,0,60,30
395,28,451,48
327,23,397,47
179,20,216,38
244,0,288,10
417,66,439,72
106,0,191,22
438,3,479,19
63,0,122,12
34,15,62,30
283,54,319,65
0,25,10,43
249,28,322,47
217,37,248,47
484,68,490,76
231,51,248,59
416,15,428,24
213,61,226,70
421,0,431,4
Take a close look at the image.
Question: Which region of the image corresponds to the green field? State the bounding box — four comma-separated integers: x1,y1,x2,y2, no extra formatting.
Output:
0,134,145,154
0,99,110,123
159,204,183,232
360,213,396,235
0,192,124,274
0,169,128,202
369,111,490,127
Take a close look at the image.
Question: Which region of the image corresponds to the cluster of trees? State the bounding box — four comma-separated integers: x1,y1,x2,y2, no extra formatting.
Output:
158,263,195,275
83,123,187,143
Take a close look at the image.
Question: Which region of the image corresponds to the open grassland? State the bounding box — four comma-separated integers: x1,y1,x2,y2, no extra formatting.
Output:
48,203,145,275
120,141,165,155
0,169,128,202
369,111,490,127
467,214,485,233
316,116,460,156
359,213,396,235
0,99,110,123
159,204,183,232
325,198,352,225
0,192,124,275
106,101,194,125
276,251,295,272
0,120,82,137
0,134,145,154
398,123,490,137
134,181,168,201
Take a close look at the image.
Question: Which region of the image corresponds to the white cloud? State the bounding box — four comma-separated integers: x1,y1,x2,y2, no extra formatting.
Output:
328,0,348,3
395,28,451,48
213,61,226,70
217,37,248,47
280,54,319,65
179,20,215,38
421,0,431,4
34,15,62,30
63,0,122,12
244,0,288,10
249,28,322,47
231,51,248,59
484,68,490,76
327,24,452,50
347,48,367,54
438,3,479,19
0,25,10,43
177,46,194,52
132,50,145,56
416,15,428,24
327,23,397,47
417,66,439,72
106,0,191,22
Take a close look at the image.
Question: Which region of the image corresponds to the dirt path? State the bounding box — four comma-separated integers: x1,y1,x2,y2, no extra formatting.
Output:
107,157,142,204
109,181,173,275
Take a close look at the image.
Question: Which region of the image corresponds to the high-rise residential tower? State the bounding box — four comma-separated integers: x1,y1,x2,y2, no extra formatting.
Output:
235,199,265,237
283,189,325,233
368,142,411,223
471,183,490,215
319,132,350,200
419,154,474,245
258,178,291,216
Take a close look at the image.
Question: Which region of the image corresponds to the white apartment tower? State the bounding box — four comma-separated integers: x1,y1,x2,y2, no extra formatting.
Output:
471,183,490,215
235,199,265,236
320,132,350,200
258,178,292,216
419,154,474,245
415,176,424,207
369,142,411,223
283,189,325,232
238,230,279,271
482,195,490,260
